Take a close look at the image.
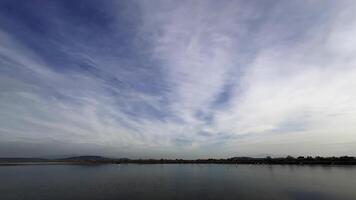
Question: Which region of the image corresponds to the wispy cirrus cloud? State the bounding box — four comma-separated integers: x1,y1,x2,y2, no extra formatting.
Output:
0,0,356,158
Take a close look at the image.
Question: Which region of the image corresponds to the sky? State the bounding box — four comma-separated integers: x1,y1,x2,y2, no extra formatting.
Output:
0,0,356,158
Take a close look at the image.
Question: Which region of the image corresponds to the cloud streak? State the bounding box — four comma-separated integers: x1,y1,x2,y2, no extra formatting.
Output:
0,0,356,158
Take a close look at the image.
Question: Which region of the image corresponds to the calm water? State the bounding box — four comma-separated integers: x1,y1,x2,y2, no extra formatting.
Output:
0,164,356,200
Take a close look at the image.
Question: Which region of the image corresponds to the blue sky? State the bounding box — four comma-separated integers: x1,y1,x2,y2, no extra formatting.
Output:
1,0,356,158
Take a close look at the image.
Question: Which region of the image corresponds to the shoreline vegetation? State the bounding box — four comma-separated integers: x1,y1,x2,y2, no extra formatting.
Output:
1,156,356,166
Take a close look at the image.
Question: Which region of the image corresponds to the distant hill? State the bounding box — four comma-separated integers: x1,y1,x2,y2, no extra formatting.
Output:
59,156,111,162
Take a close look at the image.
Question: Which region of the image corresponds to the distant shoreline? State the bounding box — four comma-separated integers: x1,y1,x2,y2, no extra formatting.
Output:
1,156,356,166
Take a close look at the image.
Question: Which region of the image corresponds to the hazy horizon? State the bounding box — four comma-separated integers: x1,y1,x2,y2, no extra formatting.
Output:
1,0,356,159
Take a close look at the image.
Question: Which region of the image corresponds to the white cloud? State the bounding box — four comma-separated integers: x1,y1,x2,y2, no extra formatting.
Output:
212,2,356,155
1,0,356,158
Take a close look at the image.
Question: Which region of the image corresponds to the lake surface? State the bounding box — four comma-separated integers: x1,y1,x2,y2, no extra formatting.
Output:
0,164,356,200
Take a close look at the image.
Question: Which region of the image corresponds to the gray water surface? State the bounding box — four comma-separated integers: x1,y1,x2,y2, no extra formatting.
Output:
0,164,355,200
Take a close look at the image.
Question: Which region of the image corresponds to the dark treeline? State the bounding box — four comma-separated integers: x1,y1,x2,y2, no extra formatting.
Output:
114,156,356,165
1,155,356,165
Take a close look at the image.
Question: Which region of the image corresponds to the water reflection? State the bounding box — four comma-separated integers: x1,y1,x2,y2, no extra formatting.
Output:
0,164,355,200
